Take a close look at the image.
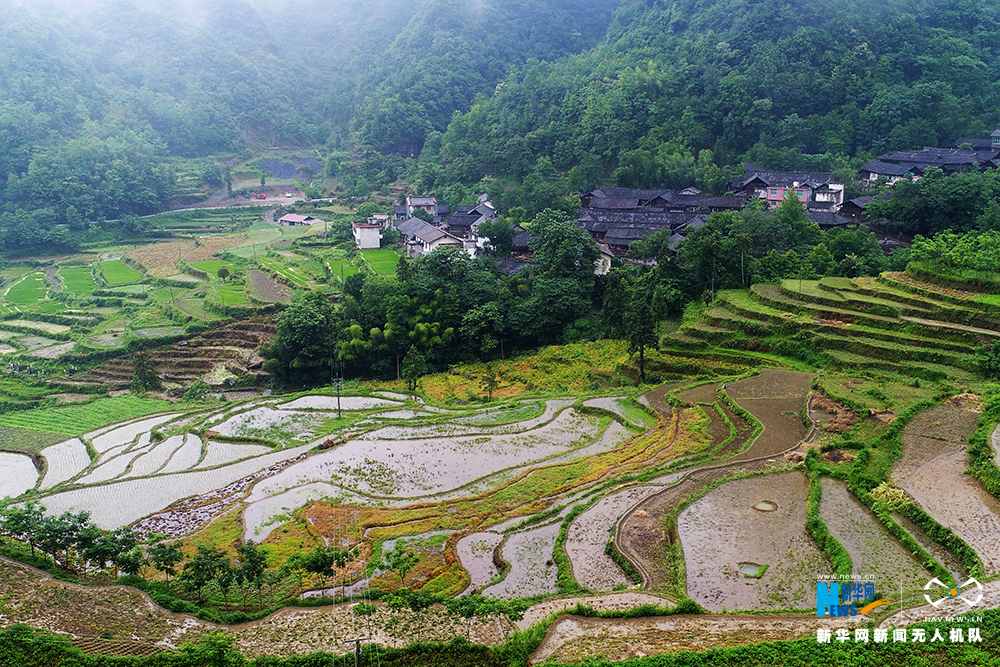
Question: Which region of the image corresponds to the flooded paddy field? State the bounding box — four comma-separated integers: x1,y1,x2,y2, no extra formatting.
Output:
456,532,505,592
819,478,930,589
678,471,825,611
892,403,982,483
482,522,561,599
249,408,605,499
37,438,89,489
0,451,38,497
906,449,1000,574
565,485,662,591
726,370,815,460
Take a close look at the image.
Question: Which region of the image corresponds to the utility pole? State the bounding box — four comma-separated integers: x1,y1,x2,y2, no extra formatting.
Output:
342,636,370,667
335,376,342,419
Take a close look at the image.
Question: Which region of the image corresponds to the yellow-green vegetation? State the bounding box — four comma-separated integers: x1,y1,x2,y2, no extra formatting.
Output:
5,272,49,304
57,265,98,296
99,260,143,286
0,395,175,439
362,248,401,275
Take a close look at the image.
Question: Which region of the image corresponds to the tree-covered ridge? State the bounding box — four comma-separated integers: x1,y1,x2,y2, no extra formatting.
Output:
351,0,622,153
424,0,1000,194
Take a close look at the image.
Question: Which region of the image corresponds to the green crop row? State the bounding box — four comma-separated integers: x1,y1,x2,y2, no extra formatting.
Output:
804,467,852,577
0,395,175,436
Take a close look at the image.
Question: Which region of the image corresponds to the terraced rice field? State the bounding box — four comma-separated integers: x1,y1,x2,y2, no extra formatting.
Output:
0,452,39,498
5,272,49,304
99,260,143,286
818,478,930,590
0,397,176,438
482,522,561,598
361,248,400,275
38,438,91,489
682,273,996,381
58,266,98,296
259,257,309,287
678,471,825,611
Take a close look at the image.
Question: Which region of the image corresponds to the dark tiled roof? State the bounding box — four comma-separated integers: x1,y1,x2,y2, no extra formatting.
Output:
661,194,747,209
586,197,641,210
843,196,873,209
455,205,477,214
396,217,461,244
512,227,532,251
496,259,531,275
445,213,479,228
956,137,995,150
577,209,705,230
740,164,834,187
589,187,670,200
809,211,853,228
860,160,922,176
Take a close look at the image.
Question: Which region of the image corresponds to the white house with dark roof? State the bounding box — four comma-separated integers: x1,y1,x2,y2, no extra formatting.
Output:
395,217,466,258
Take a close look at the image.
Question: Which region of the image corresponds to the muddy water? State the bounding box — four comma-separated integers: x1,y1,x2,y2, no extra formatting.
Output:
892,404,981,483
906,449,1000,574
482,523,560,599
280,395,401,410
819,478,929,588
90,414,179,453
362,399,573,440
457,532,504,592
249,409,603,499
726,369,814,398
197,441,272,469
676,383,719,405
39,438,90,489
678,471,825,611
566,485,661,591
0,452,38,499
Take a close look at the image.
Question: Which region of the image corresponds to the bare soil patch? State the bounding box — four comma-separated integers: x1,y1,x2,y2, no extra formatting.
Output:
811,394,856,433
678,471,825,612
127,236,245,277
248,269,292,303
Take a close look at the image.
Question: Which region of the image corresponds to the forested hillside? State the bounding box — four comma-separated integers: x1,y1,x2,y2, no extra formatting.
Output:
421,0,1000,196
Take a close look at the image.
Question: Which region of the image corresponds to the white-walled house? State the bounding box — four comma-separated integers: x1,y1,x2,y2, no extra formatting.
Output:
352,221,382,249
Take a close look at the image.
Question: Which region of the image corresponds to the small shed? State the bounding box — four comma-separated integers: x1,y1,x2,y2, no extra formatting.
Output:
279,214,314,226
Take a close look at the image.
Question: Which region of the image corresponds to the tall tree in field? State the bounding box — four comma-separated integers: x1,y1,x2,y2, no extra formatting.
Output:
261,291,337,385
626,281,659,385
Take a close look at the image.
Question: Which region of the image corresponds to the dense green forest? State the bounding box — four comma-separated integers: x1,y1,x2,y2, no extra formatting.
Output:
421,0,1000,198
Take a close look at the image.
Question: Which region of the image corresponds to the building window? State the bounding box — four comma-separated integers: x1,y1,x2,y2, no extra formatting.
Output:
770,189,777,196
796,190,803,197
